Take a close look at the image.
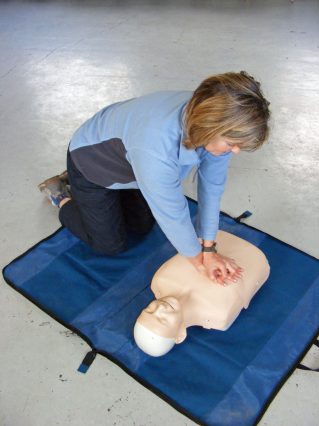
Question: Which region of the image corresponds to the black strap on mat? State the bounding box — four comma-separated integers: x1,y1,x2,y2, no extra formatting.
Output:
234,210,253,223
296,364,319,372
77,349,97,374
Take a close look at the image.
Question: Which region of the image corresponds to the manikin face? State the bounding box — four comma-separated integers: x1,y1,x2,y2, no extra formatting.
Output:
205,135,241,156
138,296,187,342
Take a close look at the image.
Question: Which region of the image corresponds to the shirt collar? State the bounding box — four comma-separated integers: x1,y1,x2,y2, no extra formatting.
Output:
178,131,200,165
177,101,198,165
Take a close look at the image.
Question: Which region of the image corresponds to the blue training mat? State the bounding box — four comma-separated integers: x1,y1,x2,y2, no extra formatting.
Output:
3,199,319,426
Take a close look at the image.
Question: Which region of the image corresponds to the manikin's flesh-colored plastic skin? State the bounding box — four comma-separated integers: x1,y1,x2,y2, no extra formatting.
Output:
136,230,270,344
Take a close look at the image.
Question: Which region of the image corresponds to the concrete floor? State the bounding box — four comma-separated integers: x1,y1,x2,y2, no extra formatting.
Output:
1,1,319,425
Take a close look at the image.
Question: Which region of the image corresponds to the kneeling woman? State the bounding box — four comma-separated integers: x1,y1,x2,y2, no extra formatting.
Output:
39,71,270,285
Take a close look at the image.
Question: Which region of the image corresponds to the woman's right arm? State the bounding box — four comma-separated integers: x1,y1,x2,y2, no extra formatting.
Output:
128,147,202,258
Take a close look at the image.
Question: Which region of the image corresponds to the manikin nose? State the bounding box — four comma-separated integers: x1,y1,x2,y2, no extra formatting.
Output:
153,302,174,320
155,302,168,313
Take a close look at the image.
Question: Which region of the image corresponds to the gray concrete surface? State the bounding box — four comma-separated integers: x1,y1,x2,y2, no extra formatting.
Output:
0,1,318,425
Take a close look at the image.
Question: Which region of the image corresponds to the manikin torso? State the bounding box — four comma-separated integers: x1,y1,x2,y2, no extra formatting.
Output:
138,230,270,334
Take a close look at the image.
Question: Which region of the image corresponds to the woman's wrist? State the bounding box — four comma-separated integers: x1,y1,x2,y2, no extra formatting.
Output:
186,251,203,269
201,240,218,253
202,251,219,260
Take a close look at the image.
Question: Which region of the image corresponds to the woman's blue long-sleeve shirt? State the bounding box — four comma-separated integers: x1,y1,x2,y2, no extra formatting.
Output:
69,90,232,257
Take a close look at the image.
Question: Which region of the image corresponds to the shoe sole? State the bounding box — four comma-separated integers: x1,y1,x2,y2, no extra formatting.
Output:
38,175,61,192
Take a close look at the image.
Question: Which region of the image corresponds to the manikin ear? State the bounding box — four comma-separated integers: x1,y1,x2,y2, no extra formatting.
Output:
175,327,187,344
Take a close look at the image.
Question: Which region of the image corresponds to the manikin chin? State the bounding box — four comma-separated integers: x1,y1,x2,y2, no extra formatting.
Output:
134,230,270,357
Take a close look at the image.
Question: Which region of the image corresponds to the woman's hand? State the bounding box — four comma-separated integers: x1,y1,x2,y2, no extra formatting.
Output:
202,252,243,285
186,252,206,274
187,252,243,285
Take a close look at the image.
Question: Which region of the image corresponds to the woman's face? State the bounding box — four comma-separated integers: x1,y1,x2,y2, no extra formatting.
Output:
205,135,241,156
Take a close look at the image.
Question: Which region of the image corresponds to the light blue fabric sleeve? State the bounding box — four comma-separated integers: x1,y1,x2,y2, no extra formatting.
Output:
196,151,232,241
127,148,202,257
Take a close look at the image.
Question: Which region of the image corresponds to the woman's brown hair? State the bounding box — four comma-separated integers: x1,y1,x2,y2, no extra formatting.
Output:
183,71,270,151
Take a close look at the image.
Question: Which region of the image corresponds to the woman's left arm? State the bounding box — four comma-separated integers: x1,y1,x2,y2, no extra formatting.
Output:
196,150,232,243
197,151,243,284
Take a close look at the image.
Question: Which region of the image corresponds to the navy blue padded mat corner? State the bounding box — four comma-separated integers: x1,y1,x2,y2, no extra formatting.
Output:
3,199,319,426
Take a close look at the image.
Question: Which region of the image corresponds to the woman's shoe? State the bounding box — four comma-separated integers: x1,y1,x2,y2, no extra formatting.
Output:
58,170,69,184
38,175,70,207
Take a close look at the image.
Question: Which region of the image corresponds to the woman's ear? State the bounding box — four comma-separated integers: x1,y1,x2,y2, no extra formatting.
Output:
175,326,187,344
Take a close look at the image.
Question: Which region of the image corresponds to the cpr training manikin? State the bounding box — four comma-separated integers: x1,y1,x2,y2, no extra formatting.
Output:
134,230,270,356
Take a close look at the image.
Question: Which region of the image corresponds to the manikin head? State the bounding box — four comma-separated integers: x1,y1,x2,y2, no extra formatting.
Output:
134,296,187,357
